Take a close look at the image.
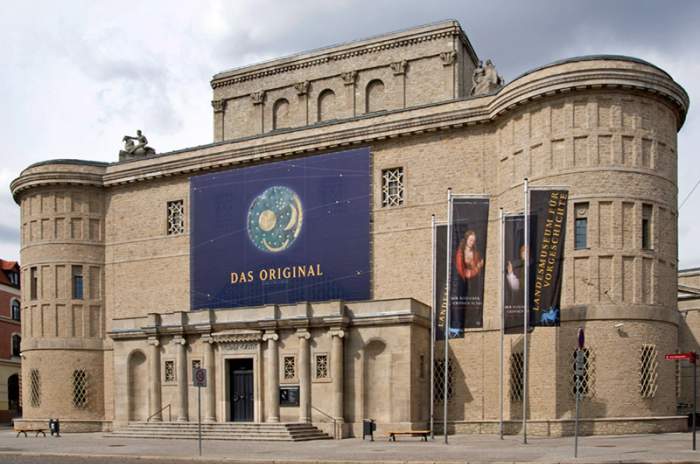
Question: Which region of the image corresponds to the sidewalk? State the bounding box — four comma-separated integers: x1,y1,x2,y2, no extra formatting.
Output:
0,428,699,463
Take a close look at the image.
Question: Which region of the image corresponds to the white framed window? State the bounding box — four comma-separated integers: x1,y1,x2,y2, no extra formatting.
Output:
639,344,658,399
29,369,41,407
509,352,524,402
381,167,404,207
282,355,297,382
72,369,88,409
10,299,20,321
434,358,454,403
314,353,330,381
167,200,185,235
164,360,176,383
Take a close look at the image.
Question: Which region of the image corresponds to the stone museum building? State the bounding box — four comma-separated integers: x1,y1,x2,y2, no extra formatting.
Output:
10,20,692,438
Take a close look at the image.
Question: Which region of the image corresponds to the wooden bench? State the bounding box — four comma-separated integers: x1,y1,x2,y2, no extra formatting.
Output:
15,428,47,438
386,430,430,442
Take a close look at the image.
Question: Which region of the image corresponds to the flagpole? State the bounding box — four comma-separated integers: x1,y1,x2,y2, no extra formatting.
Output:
444,188,452,444
499,207,504,440
430,214,436,441
523,178,529,444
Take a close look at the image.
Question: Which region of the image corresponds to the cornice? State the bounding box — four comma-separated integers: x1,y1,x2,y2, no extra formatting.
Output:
12,57,689,195
10,170,104,204
210,21,474,89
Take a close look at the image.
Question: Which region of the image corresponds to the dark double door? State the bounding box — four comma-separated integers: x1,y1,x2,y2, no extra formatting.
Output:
228,359,254,422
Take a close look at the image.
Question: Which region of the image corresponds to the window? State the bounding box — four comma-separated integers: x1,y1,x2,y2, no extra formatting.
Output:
639,344,658,399
29,369,40,407
11,334,21,357
8,272,18,286
574,203,588,249
381,167,404,207
72,369,88,409
434,358,454,402
571,348,595,399
167,200,185,235
72,265,83,300
509,352,524,402
283,355,296,381
273,98,290,130
11,299,20,321
164,360,175,382
314,354,329,379
365,79,386,113
30,267,37,300
642,204,653,249
317,89,336,122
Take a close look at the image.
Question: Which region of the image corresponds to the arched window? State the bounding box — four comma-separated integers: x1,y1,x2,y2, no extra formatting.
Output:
365,79,386,113
11,299,20,321
11,334,21,357
317,89,336,122
272,98,290,130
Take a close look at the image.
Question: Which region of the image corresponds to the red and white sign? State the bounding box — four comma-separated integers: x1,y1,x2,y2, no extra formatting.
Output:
665,352,697,363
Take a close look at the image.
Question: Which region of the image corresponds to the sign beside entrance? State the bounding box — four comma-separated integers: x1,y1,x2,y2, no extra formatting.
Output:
193,368,207,387
280,386,300,406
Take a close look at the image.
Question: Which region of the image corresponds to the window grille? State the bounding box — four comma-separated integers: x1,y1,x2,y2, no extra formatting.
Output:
433,358,454,403
167,200,185,235
29,369,40,407
315,354,329,379
72,369,88,409
570,348,595,398
164,360,175,382
381,168,404,207
283,356,296,381
509,352,524,402
639,344,658,399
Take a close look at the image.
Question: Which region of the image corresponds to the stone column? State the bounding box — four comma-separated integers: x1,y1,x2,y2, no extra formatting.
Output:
263,331,280,422
203,336,216,422
297,329,311,423
330,328,345,438
175,336,189,422
147,337,162,422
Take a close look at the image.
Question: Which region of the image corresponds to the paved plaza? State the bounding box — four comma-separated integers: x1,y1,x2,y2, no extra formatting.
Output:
0,428,699,463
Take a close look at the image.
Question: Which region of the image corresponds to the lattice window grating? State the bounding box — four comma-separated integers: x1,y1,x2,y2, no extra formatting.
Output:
639,344,659,399
167,200,185,235
570,348,596,399
164,360,175,382
29,369,40,408
283,356,296,381
72,369,88,409
510,352,524,402
433,358,454,403
381,167,404,207
315,354,329,379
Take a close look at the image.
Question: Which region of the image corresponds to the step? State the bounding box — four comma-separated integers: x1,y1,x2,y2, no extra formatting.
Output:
106,421,330,441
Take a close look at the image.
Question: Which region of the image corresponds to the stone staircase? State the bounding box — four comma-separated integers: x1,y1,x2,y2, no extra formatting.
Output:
107,421,330,441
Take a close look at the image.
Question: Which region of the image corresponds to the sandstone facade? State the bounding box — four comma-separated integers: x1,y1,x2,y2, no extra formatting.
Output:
9,20,692,437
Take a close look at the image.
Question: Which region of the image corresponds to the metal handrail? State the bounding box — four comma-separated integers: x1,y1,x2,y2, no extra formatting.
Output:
311,406,337,439
147,404,171,423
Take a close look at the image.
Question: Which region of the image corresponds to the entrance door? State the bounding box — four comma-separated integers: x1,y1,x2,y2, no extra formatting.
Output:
228,359,254,422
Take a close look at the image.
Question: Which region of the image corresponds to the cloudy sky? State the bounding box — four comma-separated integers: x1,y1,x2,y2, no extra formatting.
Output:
2,0,699,267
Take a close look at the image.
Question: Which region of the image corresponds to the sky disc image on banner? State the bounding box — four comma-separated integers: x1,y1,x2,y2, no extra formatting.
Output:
529,189,569,327
449,197,489,336
190,147,371,310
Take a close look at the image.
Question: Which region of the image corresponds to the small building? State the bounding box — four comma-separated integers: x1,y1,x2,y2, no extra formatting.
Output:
9,20,690,436
0,259,21,423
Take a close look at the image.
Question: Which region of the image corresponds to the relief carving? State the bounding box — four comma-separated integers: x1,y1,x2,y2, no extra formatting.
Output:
440,51,457,66
294,81,310,96
390,60,408,75
211,99,227,113
341,71,357,86
471,59,504,96
251,91,266,105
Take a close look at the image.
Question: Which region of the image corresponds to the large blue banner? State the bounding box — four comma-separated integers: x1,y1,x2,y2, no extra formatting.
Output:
190,148,371,310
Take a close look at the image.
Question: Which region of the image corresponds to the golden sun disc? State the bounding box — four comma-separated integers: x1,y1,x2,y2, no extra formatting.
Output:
258,210,277,231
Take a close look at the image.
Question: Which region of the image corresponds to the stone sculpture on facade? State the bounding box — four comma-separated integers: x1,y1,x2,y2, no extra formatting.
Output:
471,59,504,96
119,129,156,161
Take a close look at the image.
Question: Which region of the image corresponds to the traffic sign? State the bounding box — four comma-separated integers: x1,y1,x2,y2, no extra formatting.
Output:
193,368,207,387
665,352,697,363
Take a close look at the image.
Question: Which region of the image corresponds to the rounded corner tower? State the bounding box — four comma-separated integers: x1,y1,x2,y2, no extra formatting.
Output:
11,160,110,432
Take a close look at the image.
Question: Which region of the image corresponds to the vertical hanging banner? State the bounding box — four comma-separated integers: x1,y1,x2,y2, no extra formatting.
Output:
503,214,526,334
449,197,489,336
434,223,448,340
529,190,569,326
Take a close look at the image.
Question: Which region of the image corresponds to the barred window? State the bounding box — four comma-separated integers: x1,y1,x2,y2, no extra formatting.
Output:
509,352,524,402
29,369,40,407
434,358,454,403
164,360,175,383
381,167,404,207
283,355,296,381
167,200,185,235
571,348,595,399
639,344,658,399
72,369,88,409
314,354,329,379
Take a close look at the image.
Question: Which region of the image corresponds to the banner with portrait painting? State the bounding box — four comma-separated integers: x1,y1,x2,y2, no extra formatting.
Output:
433,223,447,340
529,189,569,327
448,197,489,336
503,214,527,334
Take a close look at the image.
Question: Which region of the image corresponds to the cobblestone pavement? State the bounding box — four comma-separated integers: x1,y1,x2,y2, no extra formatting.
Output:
0,429,700,463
